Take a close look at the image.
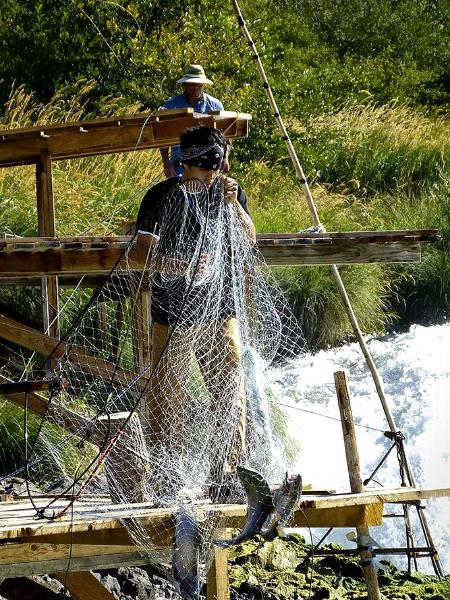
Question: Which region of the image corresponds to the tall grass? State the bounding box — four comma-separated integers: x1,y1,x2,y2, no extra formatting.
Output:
0,84,163,237
289,103,450,196
0,88,448,346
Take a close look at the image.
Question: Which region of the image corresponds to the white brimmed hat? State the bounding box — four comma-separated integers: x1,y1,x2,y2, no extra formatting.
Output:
177,64,213,85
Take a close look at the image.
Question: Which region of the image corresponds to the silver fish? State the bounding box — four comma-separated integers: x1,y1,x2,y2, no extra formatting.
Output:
262,472,303,540
172,506,201,600
215,466,274,547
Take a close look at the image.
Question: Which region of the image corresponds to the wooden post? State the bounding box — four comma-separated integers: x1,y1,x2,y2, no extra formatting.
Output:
207,546,230,600
334,370,382,600
36,151,60,341
131,291,151,374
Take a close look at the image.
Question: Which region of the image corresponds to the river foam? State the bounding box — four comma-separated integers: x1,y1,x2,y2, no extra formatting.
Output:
268,322,450,574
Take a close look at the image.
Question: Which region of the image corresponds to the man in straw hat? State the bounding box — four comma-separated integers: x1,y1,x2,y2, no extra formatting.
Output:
159,65,224,177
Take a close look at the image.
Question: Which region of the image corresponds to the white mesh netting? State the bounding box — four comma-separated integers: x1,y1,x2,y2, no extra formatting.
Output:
3,176,305,597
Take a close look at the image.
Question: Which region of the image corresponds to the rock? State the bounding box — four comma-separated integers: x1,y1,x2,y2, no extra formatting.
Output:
257,538,300,570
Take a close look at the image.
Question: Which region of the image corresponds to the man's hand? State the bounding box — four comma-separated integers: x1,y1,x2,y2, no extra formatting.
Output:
223,176,238,204
222,176,257,245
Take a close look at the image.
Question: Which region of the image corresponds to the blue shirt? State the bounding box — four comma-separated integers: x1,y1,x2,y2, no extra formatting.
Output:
163,92,224,174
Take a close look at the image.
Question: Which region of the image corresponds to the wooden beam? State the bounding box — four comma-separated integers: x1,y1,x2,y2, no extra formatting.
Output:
36,151,60,343
36,152,55,238
0,552,149,578
0,379,57,394
207,546,230,600
53,572,116,600
0,110,251,168
0,231,437,278
0,313,141,390
0,542,137,566
2,486,449,544
262,241,421,265
0,246,129,276
293,502,384,528
1,483,449,577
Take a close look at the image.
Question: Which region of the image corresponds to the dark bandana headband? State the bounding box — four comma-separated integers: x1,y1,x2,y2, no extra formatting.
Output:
180,143,224,171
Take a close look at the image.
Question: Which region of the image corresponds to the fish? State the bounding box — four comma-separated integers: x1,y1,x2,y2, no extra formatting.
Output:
215,466,274,547
172,506,201,600
262,472,302,540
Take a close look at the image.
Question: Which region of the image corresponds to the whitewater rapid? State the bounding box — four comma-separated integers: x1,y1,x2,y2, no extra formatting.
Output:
269,322,450,574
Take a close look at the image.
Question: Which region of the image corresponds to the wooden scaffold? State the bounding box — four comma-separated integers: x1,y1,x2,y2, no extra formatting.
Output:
0,108,448,600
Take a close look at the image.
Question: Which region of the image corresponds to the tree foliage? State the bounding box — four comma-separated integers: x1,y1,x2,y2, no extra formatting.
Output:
0,0,448,201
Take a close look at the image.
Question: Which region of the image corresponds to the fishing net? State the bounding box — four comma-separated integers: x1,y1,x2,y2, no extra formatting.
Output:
3,176,305,595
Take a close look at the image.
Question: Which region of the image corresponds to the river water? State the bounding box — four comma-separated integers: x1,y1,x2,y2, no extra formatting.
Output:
268,322,450,574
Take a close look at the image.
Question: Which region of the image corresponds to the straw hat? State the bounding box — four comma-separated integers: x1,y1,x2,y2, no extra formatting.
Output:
177,64,213,85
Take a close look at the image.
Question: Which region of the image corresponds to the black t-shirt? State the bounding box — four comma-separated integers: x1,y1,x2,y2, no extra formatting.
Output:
136,177,249,326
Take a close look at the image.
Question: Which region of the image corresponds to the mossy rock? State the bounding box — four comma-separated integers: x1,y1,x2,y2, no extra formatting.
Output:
229,537,450,600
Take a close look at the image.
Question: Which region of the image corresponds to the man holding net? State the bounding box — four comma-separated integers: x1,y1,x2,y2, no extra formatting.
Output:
136,126,255,504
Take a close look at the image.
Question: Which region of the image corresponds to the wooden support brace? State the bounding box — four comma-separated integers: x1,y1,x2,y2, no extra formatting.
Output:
53,571,116,600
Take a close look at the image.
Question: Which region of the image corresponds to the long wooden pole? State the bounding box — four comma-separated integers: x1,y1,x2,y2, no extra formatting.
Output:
334,370,381,600
230,0,443,576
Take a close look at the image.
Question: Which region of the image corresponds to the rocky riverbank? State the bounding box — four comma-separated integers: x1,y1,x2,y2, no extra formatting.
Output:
90,534,450,599
227,534,450,600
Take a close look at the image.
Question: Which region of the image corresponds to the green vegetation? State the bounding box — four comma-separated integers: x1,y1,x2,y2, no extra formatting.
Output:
0,0,448,347
229,536,450,599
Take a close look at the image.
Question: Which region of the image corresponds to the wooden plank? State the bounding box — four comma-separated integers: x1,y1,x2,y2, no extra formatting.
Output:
0,230,437,250
257,229,439,242
0,542,137,565
2,486,449,545
262,241,421,265
0,246,126,276
36,152,55,238
293,502,384,528
36,151,60,344
0,111,251,167
41,274,60,340
298,486,450,508
0,552,149,578
0,240,424,277
0,236,130,246
0,276,109,288
53,572,116,600
131,292,151,373
0,379,56,394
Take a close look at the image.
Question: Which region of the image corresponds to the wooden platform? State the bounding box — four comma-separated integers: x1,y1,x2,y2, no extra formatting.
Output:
1,487,449,578
0,230,438,286
0,108,251,167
